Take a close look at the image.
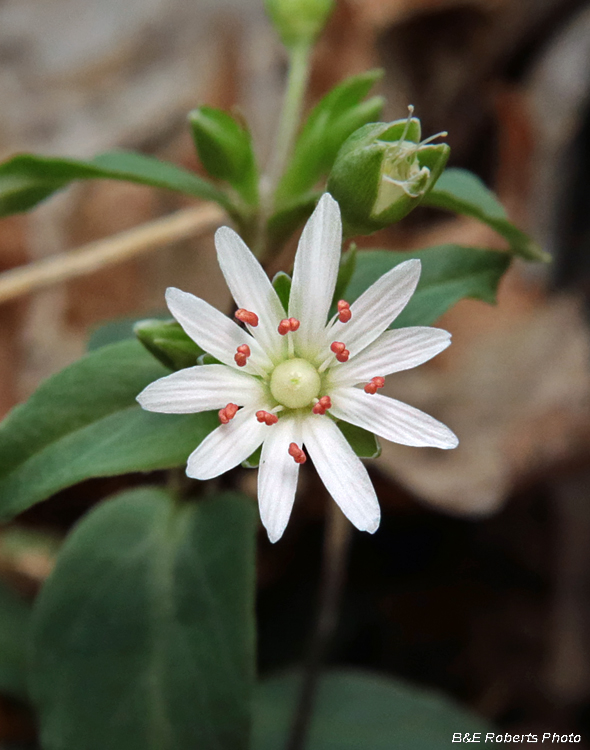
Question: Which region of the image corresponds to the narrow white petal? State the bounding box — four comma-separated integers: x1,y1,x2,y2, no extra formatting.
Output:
215,226,287,362
186,406,267,480
165,287,272,374
302,415,380,533
258,415,301,543
328,259,421,356
330,387,459,449
289,194,342,360
327,327,451,387
137,364,265,413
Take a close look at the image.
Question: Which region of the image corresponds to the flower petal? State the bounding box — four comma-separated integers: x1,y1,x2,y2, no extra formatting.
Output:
186,406,267,480
215,226,287,362
327,327,451,387
327,259,421,356
136,364,265,413
329,387,459,449
166,287,273,374
289,193,342,360
258,415,301,543
301,414,380,533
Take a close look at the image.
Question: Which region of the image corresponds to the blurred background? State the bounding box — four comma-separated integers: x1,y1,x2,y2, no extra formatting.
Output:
1,0,590,745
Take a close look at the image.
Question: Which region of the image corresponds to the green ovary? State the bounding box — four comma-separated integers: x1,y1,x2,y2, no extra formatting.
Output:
270,358,321,409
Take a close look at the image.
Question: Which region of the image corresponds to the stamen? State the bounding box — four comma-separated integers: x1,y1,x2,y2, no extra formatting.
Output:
400,104,415,142
256,410,278,426
288,442,307,464
330,341,350,362
278,318,300,335
337,300,352,323
234,344,251,367
312,395,332,415
364,376,385,394
219,403,239,424
235,309,259,327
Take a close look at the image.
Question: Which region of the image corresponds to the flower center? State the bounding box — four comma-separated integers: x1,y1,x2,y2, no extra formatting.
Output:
270,358,321,409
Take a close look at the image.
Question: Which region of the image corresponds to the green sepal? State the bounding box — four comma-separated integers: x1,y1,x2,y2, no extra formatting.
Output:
327,119,450,236
134,318,203,371
272,272,292,313
333,244,357,307
189,106,259,206
339,421,381,459
423,168,549,262
276,71,384,206
242,445,262,469
197,353,223,366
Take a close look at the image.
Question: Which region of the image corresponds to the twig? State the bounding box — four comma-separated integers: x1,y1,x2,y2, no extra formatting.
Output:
286,503,353,750
0,203,224,305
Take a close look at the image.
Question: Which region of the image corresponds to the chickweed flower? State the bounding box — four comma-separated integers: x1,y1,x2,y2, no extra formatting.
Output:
137,194,458,542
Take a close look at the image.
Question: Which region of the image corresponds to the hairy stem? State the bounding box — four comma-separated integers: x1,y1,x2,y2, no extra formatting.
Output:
285,503,353,750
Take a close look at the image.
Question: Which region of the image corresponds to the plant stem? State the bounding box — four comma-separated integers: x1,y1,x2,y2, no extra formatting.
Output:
267,43,312,194
285,503,353,750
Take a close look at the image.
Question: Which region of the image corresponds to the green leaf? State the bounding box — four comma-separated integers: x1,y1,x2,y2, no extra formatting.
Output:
0,581,32,702
276,71,384,205
189,107,259,205
423,168,549,262
345,245,511,328
31,487,256,750
338,421,380,459
253,669,489,749
134,318,204,371
87,313,165,351
0,150,229,217
0,340,218,521
272,272,292,313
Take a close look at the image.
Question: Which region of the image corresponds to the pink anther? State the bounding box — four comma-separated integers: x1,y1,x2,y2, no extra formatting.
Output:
219,403,239,424
364,376,385,394
330,341,346,354
234,344,251,367
235,309,259,327
337,300,352,323
312,395,332,415
256,410,278,426
278,318,300,335
288,442,307,464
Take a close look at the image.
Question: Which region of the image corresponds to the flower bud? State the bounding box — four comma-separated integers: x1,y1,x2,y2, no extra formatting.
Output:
327,110,450,235
134,319,202,371
264,0,335,48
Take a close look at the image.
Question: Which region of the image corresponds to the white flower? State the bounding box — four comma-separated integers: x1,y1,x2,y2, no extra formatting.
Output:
137,193,458,542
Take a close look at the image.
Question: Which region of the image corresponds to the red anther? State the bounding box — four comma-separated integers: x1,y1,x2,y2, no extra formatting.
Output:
235,309,259,327
330,341,346,354
256,410,278,426
364,376,385,394
335,349,350,363
234,344,251,367
288,442,307,464
278,317,301,335
312,395,332,415
337,300,352,323
219,403,239,424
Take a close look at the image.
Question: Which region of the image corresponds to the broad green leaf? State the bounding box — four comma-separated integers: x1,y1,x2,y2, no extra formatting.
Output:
345,245,511,328
87,313,165,351
0,340,217,520
253,669,489,749
0,150,229,218
423,168,549,262
0,581,32,702
31,487,256,750
275,71,384,205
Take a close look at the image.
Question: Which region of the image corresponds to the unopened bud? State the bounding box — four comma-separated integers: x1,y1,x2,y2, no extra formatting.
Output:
327,108,450,235
134,319,202,371
264,0,335,48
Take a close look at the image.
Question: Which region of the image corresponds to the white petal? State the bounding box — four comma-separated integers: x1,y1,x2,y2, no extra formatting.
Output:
330,387,459,449
301,415,380,533
328,259,421,356
215,226,287,362
289,194,342,360
257,415,301,543
136,364,265,413
186,405,268,480
166,287,272,374
327,327,451,387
